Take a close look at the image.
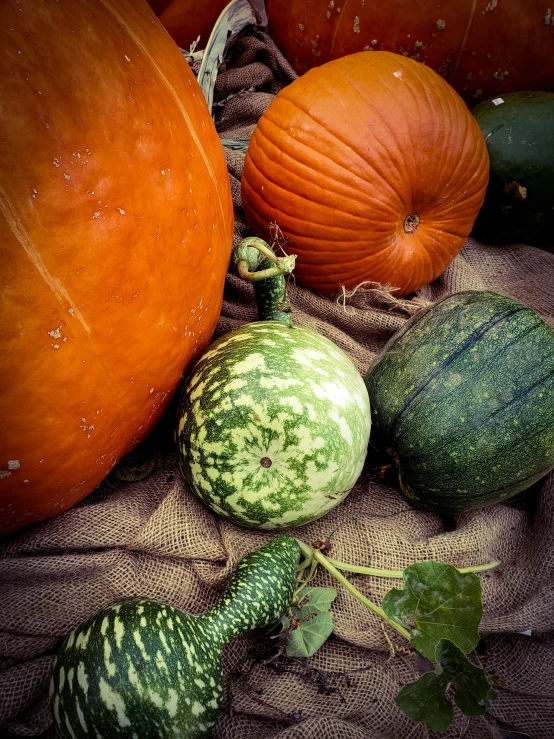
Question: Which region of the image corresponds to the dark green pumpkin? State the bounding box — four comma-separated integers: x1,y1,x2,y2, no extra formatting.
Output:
365,291,554,514
471,91,554,245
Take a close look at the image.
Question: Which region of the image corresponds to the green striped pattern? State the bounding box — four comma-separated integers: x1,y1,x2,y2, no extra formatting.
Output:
50,536,299,739
177,321,371,528
366,291,554,513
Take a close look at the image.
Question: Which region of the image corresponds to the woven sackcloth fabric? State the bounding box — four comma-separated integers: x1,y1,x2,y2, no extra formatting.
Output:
1,29,554,739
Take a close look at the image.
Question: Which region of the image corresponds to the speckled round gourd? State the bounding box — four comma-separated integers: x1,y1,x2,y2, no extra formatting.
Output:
176,320,371,529
50,536,300,739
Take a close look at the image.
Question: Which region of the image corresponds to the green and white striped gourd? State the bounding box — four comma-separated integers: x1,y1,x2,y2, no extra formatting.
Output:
176,238,371,529
50,535,299,739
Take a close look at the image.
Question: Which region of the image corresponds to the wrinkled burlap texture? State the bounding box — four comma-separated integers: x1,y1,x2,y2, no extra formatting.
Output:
2,30,554,739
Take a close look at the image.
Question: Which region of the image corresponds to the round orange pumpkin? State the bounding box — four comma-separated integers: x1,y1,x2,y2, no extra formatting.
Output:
241,51,489,296
0,0,233,536
147,0,230,50
266,0,554,107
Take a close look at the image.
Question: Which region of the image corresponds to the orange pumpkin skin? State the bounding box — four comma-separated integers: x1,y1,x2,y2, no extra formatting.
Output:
0,0,233,536
266,0,554,107
146,0,230,50
241,52,488,297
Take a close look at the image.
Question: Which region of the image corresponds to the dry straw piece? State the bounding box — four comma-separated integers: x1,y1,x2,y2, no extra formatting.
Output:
1,29,554,739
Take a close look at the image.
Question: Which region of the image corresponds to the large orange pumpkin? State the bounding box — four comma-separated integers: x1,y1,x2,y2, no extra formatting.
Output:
147,0,230,50
266,0,554,107
241,51,488,296
0,0,233,536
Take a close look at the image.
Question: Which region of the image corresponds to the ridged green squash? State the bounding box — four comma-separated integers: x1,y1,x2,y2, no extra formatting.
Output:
365,291,554,514
50,536,299,739
177,321,371,529
471,91,554,245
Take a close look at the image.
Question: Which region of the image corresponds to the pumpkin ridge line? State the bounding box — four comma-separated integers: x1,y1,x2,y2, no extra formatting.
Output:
245,164,399,245
97,0,229,229
272,93,409,206
0,186,91,336
399,319,554,455
329,0,348,56
248,144,393,217
451,0,479,84
387,305,528,439
250,118,402,209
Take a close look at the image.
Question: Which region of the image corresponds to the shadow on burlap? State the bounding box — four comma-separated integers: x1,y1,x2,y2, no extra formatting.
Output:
1,30,554,739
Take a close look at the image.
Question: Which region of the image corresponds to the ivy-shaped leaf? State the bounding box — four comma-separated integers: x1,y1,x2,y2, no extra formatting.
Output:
296,587,337,614
395,639,495,731
286,611,335,658
394,670,454,732
438,640,496,716
285,586,337,658
382,561,482,661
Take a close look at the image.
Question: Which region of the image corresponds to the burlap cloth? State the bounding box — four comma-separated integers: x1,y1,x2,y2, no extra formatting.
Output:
2,31,554,739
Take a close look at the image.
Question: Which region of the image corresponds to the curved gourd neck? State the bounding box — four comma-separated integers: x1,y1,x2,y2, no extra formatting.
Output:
234,236,296,324
198,535,300,648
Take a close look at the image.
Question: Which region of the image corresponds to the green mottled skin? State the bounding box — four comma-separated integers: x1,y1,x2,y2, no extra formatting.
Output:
471,91,554,245
366,291,554,513
50,536,299,739
252,257,292,323
177,321,371,529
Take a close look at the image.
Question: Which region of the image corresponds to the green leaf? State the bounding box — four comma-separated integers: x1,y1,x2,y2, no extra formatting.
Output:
381,560,482,661
395,640,495,731
296,587,337,614
437,639,496,716
286,611,335,658
395,670,453,732
285,587,337,657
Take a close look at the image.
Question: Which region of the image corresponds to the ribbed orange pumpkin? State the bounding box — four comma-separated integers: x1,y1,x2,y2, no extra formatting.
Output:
266,0,554,107
0,0,233,536
241,51,489,296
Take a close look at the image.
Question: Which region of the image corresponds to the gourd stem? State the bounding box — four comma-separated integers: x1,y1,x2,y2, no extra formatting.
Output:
311,549,412,642
237,261,295,282
294,557,319,598
235,236,297,323
324,556,501,578
235,236,296,282
292,539,499,643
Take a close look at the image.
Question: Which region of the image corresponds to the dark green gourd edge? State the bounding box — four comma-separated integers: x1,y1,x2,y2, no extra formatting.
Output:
471,91,554,245
365,290,554,513
50,535,300,739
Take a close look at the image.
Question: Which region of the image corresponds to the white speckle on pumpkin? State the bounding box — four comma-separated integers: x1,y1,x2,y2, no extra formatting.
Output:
64,173,71,180
53,158,60,167
92,212,100,219
117,208,126,215
125,54,131,61
7,460,20,470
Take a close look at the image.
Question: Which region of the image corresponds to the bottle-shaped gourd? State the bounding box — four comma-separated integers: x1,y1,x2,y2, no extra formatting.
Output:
50,535,300,738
